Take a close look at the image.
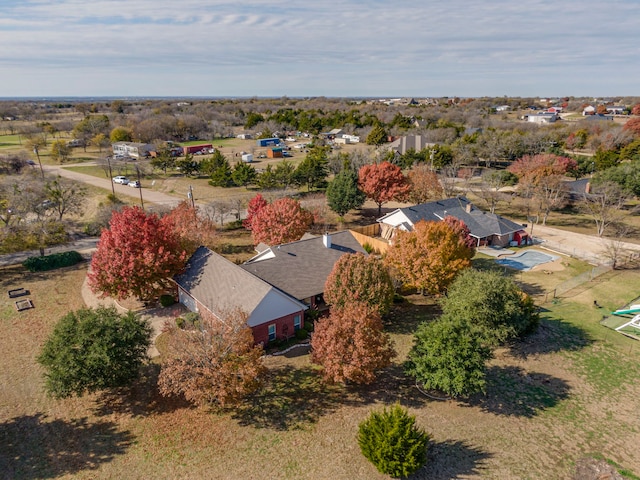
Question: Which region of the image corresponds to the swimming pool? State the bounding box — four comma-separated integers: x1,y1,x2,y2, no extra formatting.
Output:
495,250,558,271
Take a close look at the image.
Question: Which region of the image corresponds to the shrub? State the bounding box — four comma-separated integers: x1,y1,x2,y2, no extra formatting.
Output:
304,321,314,332
23,251,83,272
362,242,374,254
176,312,200,330
159,294,176,307
358,404,429,478
295,328,308,340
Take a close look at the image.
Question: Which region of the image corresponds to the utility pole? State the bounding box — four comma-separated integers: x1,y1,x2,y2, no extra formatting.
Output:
188,185,195,208
107,156,115,197
136,165,144,210
33,146,44,180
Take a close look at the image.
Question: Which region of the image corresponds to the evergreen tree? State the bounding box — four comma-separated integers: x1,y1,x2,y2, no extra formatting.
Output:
294,146,329,191
358,404,430,478
38,307,151,398
326,169,365,217
232,161,257,187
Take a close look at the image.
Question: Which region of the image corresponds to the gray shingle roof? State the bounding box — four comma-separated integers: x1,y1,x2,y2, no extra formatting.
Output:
240,231,367,301
174,246,306,327
379,197,525,239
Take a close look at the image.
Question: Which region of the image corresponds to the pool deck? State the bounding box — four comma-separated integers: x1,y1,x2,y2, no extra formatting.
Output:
477,246,515,258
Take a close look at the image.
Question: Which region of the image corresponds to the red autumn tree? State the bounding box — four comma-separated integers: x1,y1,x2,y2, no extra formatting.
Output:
324,253,395,316
407,164,443,204
442,215,476,251
88,206,187,301
158,309,266,407
623,117,640,136
311,303,395,385
161,201,217,255
384,220,473,295
359,161,411,215
243,193,268,230
631,104,640,116
250,197,314,245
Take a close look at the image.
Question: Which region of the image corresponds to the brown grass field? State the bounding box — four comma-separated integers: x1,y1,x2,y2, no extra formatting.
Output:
2,257,640,479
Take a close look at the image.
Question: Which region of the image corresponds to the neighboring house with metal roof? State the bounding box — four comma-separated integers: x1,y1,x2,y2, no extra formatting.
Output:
378,197,528,247
175,231,367,344
240,231,367,310
174,246,307,345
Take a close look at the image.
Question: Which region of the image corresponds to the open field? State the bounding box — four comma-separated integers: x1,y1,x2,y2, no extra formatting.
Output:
2,259,640,479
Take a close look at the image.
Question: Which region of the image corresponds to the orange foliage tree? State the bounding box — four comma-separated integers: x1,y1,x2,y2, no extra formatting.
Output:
442,216,476,251
311,303,395,384
324,253,395,316
158,309,266,407
407,164,443,204
508,154,575,224
250,197,314,245
384,220,473,295
161,201,217,255
88,206,187,301
359,161,411,215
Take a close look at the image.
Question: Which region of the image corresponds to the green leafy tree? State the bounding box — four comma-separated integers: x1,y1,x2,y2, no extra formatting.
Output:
91,133,111,153
593,148,620,171
441,269,539,345
37,306,151,398
244,112,264,129
110,126,133,143
358,404,430,478
294,146,329,191
50,139,72,163
366,123,388,146
326,169,365,217
232,161,257,187
406,316,493,397
324,253,394,316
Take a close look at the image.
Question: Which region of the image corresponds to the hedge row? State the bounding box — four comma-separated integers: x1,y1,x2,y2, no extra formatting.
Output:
23,251,84,272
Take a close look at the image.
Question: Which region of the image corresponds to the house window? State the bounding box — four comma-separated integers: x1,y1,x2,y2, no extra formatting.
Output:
294,315,301,331
268,324,276,342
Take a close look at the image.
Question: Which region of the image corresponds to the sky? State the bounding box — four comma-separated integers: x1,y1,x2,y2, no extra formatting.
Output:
1,0,639,98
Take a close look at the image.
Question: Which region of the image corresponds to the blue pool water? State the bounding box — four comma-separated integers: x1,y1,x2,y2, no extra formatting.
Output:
495,250,558,271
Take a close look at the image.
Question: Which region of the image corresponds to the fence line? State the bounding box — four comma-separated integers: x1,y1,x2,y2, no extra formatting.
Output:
537,265,612,304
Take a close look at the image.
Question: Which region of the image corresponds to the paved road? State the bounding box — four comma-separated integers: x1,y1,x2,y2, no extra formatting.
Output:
42,163,183,208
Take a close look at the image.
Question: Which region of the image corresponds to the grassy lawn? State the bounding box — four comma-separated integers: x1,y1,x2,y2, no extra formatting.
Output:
2,260,640,479
0,134,23,150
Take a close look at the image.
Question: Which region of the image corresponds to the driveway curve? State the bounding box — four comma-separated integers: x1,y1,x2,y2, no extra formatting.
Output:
42,163,183,208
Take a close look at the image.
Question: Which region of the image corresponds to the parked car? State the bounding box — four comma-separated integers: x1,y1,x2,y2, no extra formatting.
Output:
128,180,141,188
113,176,129,184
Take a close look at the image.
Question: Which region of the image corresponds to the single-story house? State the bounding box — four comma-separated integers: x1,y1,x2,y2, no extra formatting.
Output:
378,197,529,247
175,231,367,344
240,231,367,311
112,142,153,159
527,113,559,124
174,246,308,345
